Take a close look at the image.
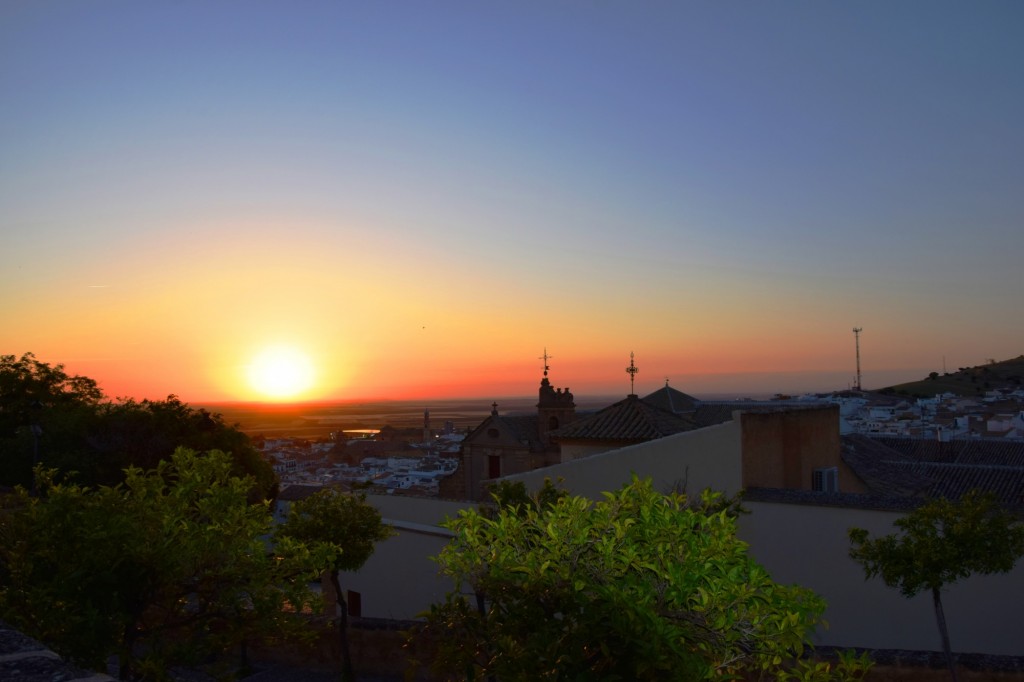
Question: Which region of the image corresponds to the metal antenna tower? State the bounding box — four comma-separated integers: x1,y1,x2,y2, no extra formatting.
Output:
852,327,863,391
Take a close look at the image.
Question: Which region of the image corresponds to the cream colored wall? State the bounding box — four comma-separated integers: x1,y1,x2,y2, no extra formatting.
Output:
348,437,1024,655
341,527,455,620
344,422,744,620
506,419,743,499
339,494,474,620
367,493,473,526
559,442,610,461
740,501,1024,655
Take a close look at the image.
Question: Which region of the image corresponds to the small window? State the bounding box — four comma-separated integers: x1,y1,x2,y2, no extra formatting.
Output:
812,467,839,493
548,416,559,430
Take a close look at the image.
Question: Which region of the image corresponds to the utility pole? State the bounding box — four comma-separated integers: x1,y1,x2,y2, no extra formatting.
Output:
852,327,863,391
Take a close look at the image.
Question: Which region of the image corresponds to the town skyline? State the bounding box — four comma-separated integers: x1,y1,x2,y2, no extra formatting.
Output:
3,2,1022,403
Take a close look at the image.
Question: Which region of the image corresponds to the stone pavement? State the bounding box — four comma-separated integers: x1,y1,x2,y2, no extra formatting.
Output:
0,619,113,681
0,620,412,682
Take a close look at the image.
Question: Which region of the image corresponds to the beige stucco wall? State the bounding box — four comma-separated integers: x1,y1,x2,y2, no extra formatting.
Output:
504,419,743,499
559,442,615,461
740,500,1024,655
341,526,455,620
345,434,1024,656
368,493,473,526
344,422,744,620
341,494,474,620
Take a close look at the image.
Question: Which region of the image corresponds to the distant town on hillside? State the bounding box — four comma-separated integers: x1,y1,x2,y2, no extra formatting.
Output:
241,355,1024,497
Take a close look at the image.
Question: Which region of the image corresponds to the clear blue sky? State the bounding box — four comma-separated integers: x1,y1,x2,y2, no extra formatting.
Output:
2,2,1022,401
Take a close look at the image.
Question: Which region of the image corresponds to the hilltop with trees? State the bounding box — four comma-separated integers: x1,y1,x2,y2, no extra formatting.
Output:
879,355,1024,399
0,353,400,680
0,352,274,497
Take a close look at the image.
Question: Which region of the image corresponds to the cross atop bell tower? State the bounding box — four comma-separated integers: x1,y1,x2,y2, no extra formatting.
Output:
539,347,552,378
626,351,639,396
536,347,575,446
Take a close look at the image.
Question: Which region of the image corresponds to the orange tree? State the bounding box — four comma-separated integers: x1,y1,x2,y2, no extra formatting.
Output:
849,491,1024,682
0,449,332,679
414,477,870,681
277,489,393,682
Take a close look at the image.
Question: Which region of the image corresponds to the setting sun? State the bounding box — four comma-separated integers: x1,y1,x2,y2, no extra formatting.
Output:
247,347,315,401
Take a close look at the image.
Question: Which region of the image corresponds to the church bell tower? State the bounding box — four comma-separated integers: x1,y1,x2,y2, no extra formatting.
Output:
536,348,575,447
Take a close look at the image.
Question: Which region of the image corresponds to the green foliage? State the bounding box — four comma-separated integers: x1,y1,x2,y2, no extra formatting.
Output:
84,396,277,499
278,488,394,573
0,353,274,498
415,477,870,681
0,352,103,430
0,353,103,485
278,488,393,682
0,449,331,679
483,477,568,517
849,490,1024,598
849,491,1024,681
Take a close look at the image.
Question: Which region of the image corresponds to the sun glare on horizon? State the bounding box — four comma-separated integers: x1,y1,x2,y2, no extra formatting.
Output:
246,346,315,401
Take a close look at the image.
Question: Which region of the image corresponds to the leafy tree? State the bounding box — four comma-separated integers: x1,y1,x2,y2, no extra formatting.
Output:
277,488,394,682
483,477,567,517
849,491,1024,682
0,352,103,427
0,353,103,485
414,477,870,681
0,353,274,499
0,449,332,679
82,396,276,499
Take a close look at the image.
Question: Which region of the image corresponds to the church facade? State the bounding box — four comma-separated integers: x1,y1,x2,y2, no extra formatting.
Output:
440,358,576,501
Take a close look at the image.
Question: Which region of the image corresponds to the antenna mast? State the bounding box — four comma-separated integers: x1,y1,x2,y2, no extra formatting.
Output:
852,327,863,391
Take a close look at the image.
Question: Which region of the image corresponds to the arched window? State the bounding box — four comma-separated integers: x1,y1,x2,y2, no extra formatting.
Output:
548,416,559,430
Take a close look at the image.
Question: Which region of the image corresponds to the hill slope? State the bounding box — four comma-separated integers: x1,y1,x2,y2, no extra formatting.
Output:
881,355,1024,398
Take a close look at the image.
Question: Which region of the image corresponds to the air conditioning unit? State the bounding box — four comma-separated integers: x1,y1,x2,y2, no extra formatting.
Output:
812,466,839,493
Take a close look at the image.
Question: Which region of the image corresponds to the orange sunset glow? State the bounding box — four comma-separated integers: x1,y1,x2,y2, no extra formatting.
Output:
246,346,316,401
2,4,1021,404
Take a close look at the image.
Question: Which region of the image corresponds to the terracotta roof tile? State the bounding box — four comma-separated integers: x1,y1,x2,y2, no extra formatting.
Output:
841,435,1024,509
641,384,699,414
550,395,694,443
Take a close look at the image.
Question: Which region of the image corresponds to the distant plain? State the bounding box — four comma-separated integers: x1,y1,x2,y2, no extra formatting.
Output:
202,391,781,439
203,395,618,439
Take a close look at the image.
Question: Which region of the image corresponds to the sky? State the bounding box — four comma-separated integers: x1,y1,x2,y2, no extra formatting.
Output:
2,1,1022,403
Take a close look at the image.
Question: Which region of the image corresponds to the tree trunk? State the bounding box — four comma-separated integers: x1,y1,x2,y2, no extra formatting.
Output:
118,620,139,681
932,587,959,682
473,592,495,682
329,569,354,682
